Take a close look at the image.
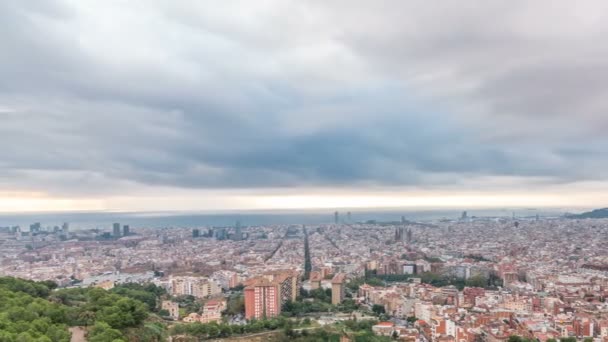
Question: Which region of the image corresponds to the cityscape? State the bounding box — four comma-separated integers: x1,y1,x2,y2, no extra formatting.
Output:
2,209,608,341
3,1,608,342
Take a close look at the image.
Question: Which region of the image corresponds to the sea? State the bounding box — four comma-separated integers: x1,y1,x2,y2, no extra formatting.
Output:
0,207,585,230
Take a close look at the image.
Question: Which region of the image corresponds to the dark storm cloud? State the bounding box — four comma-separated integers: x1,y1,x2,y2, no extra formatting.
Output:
1,0,608,196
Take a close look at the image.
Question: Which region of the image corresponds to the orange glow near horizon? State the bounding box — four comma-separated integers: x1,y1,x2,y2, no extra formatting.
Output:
0,192,106,213
1,186,607,213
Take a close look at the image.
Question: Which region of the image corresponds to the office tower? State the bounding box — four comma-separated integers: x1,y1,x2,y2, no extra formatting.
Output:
461,211,468,220
331,273,346,305
334,211,339,224
347,211,352,222
30,222,41,233
113,223,121,237
407,228,413,244
192,228,200,238
123,225,130,236
401,216,406,224
233,220,243,241
214,228,226,240
62,222,69,233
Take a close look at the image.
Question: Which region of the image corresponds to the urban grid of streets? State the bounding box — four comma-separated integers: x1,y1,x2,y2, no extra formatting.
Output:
2,214,608,341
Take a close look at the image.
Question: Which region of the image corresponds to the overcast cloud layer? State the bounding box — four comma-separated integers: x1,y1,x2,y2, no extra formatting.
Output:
2,1,608,209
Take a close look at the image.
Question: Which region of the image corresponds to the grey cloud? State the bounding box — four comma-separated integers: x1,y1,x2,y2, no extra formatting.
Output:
1,0,608,196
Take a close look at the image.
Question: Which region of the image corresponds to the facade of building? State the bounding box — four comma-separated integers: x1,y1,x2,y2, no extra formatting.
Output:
170,276,222,299
243,270,300,320
245,279,281,320
161,300,180,320
332,273,346,305
113,223,121,237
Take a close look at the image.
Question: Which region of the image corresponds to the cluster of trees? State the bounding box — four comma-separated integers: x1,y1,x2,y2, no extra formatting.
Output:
223,295,245,316
347,276,385,291
508,336,591,342
282,298,360,316
281,288,360,316
171,295,202,316
464,254,492,262
109,283,166,311
0,279,71,341
282,299,333,316
170,317,312,339
283,320,391,342
300,288,332,302
354,269,503,291
172,318,391,342
371,304,386,315
0,276,166,342
50,287,149,329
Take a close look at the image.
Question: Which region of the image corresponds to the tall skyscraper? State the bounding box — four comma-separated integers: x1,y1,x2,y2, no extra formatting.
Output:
233,220,243,241
30,222,41,233
347,211,352,222
61,222,69,234
461,211,468,220
334,211,339,224
192,228,200,238
123,225,130,236
214,228,226,240
113,223,121,237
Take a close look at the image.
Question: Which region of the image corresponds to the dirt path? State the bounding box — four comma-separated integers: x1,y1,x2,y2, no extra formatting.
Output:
69,327,87,342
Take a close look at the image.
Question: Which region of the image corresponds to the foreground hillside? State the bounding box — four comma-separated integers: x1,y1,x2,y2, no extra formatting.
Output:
0,277,165,341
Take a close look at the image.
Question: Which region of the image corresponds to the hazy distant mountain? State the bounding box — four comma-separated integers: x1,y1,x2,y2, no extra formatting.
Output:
567,208,608,219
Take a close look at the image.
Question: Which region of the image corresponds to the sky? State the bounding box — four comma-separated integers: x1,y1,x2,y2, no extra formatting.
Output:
1,1,608,212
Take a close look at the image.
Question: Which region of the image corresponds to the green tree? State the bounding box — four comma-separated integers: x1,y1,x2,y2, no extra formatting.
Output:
465,275,488,288
207,325,220,338
372,304,386,315
88,322,125,342
225,295,245,316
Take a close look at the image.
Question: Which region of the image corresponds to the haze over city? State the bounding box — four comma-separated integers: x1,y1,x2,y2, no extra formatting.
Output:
2,1,608,212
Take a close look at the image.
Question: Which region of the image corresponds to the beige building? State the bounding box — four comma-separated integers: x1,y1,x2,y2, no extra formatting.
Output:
161,300,180,320
332,273,346,305
94,280,115,290
170,276,222,299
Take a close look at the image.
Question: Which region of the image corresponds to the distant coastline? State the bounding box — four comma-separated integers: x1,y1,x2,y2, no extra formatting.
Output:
0,207,588,229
